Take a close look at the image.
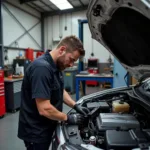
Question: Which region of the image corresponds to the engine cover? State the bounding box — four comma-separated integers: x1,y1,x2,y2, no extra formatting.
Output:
96,113,140,132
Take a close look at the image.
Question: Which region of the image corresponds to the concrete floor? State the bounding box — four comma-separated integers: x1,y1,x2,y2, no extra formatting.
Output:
0,86,102,150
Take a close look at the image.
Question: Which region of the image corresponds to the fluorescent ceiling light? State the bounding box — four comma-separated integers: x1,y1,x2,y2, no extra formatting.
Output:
49,0,73,10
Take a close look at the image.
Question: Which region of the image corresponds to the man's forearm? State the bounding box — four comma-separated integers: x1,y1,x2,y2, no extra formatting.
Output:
63,90,76,108
36,99,67,121
42,104,67,121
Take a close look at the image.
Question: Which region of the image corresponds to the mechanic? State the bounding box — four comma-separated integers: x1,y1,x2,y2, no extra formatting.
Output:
17,35,89,150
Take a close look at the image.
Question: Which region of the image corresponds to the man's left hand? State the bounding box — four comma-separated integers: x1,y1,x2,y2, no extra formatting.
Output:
73,104,90,116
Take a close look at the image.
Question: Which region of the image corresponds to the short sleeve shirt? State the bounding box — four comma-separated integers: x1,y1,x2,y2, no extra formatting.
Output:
18,50,64,143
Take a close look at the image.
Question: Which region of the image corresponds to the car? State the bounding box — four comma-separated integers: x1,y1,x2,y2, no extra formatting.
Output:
51,0,150,149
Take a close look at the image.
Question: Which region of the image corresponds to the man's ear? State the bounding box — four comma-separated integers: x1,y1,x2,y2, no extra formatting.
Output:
59,46,66,55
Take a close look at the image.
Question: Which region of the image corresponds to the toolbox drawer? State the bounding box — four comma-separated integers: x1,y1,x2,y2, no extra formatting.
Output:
0,70,4,77
0,71,4,82
0,78,4,82
0,83,4,95
0,86,4,90
0,96,5,108
0,82,4,86
0,90,4,95
0,106,5,115
0,70,6,116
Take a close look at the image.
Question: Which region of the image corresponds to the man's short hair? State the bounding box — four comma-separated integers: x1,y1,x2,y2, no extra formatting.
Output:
56,35,85,56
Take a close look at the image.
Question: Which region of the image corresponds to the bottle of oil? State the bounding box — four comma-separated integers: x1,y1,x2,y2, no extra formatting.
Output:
112,100,130,113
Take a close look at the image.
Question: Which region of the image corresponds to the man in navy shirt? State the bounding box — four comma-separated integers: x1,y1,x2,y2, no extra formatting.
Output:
18,35,89,150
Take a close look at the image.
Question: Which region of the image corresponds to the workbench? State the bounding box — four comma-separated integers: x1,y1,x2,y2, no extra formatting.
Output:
75,74,113,100
4,77,23,112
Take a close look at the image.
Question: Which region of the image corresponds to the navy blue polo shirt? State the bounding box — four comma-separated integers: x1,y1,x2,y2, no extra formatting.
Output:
18,51,64,143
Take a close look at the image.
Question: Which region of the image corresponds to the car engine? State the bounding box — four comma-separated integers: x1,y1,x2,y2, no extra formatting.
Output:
63,90,150,150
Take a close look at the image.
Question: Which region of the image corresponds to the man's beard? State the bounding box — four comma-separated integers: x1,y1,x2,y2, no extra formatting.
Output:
57,55,66,71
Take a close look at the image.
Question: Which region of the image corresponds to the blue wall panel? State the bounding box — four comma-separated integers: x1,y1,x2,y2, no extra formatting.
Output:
113,59,128,88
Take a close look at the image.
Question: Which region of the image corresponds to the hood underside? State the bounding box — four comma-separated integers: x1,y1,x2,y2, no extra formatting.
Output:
87,0,150,80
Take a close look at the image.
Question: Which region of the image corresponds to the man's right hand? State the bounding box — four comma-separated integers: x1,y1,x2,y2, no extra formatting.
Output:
66,114,84,125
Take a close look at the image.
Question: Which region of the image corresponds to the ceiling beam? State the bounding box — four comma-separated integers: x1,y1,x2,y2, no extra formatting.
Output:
20,0,37,4
43,5,88,17
40,0,54,11
78,0,84,6
30,2,45,12
26,3,41,12
4,46,41,51
67,0,75,7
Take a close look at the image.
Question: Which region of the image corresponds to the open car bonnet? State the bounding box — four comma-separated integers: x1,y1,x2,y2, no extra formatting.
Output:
87,0,150,80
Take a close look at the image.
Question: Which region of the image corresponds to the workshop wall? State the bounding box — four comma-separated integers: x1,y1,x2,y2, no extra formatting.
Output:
44,10,87,50
44,10,114,63
3,0,41,65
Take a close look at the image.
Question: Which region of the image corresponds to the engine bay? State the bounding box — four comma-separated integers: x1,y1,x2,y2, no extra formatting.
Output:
63,89,150,150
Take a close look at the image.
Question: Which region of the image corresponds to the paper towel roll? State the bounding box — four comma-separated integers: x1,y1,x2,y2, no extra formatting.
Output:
16,66,24,76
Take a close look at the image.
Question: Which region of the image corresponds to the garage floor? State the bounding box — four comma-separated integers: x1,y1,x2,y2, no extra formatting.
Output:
0,86,103,150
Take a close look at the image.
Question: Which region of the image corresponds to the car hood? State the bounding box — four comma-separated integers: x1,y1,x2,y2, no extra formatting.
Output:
87,0,150,80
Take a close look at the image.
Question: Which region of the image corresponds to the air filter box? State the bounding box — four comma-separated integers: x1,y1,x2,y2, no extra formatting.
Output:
96,113,140,132
86,102,109,112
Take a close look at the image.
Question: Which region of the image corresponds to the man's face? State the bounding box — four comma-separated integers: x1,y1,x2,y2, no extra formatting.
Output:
57,49,80,71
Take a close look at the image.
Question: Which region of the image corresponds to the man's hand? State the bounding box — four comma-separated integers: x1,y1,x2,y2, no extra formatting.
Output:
66,114,84,125
73,104,90,116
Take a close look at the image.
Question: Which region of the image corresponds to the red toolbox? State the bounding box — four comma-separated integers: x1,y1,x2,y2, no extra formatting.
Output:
26,48,34,61
0,70,6,117
86,68,99,86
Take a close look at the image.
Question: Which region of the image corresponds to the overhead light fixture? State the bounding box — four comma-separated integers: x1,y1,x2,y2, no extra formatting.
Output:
49,0,73,10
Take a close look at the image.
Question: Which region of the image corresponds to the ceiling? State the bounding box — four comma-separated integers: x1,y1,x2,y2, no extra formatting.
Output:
20,0,89,16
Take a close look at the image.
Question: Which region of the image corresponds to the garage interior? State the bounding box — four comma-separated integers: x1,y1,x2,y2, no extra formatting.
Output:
0,0,140,150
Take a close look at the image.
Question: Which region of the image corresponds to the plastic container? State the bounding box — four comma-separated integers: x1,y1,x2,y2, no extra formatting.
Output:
16,63,19,68
112,100,130,113
89,136,96,145
19,51,22,57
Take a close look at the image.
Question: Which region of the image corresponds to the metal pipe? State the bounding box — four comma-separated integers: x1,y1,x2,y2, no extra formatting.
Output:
20,0,37,4
40,0,54,11
25,3,41,13
30,2,45,12
43,6,88,17
3,4,42,49
41,13,44,51
4,46,41,52
67,0,75,7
